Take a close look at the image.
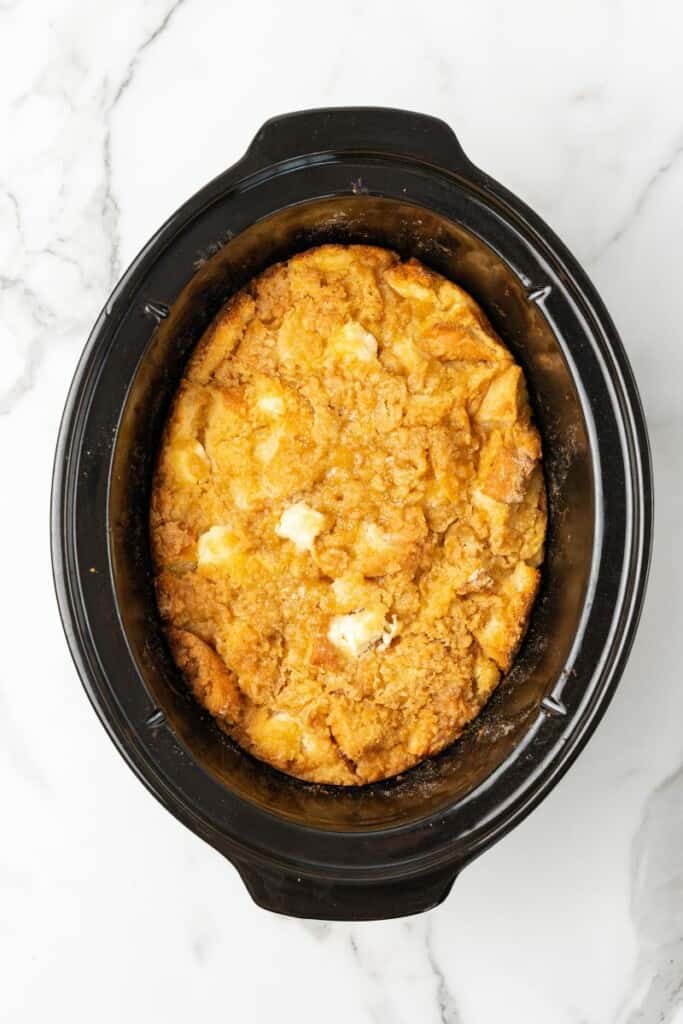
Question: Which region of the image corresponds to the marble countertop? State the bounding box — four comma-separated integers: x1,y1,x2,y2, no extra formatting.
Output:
2,1,682,1021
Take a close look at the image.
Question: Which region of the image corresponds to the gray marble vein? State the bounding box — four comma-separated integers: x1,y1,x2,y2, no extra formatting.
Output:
111,0,190,111
591,134,683,266
348,929,398,1024
425,919,463,1024
103,0,190,283
620,760,683,1023
0,278,55,415
0,0,190,419
100,127,123,288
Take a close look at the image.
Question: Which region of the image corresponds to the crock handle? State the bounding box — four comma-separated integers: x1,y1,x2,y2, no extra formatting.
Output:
241,106,474,174
236,862,458,921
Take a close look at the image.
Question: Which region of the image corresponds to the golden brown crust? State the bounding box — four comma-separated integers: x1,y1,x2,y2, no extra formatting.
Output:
167,629,243,723
151,244,547,785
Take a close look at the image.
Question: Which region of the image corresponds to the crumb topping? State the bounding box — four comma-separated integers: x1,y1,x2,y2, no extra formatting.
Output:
150,244,546,784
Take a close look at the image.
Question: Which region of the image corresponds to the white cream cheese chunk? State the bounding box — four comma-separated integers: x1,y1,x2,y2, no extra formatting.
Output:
253,378,286,418
327,321,378,363
170,439,211,485
197,525,243,569
254,425,283,463
328,608,387,657
275,501,326,551
257,392,285,417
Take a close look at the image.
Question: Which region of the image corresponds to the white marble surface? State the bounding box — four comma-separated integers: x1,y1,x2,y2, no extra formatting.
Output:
1,1,682,1021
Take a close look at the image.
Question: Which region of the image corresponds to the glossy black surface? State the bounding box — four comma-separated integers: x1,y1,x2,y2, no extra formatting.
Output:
51,108,652,920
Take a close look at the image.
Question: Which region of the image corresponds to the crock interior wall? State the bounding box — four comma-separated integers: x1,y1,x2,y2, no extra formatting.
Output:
109,196,594,830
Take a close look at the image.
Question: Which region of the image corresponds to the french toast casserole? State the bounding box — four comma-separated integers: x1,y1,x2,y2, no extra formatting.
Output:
150,244,547,785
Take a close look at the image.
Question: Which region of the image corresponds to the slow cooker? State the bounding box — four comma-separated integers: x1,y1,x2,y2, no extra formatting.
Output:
51,107,652,919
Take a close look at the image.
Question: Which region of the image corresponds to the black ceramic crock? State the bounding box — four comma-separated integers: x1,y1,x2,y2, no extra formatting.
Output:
51,107,652,920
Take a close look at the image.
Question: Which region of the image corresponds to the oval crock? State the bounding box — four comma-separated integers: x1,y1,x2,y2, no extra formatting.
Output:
51,107,653,920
